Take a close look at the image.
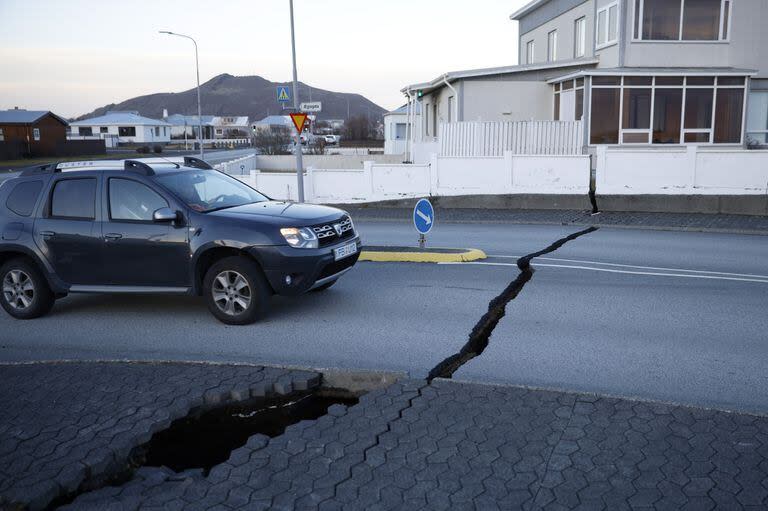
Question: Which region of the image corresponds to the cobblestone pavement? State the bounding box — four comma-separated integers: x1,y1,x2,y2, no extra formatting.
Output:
52,375,768,510
346,207,768,234
0,362,320,510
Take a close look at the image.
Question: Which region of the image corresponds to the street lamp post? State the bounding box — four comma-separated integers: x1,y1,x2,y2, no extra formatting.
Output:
289,0,305,202
159,30,204,159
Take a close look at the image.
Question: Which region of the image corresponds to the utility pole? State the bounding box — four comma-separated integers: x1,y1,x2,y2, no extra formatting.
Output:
159,30,204,159
289,0,305,202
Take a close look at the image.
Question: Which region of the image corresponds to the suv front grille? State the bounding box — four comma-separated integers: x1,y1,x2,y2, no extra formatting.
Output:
312,216,354,247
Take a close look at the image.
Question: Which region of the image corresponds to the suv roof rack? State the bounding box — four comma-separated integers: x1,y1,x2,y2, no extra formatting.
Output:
183,156,213,170
123,160,155,176
19,160,156,176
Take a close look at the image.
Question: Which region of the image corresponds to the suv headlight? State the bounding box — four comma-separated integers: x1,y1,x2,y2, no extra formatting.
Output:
280,227,318,249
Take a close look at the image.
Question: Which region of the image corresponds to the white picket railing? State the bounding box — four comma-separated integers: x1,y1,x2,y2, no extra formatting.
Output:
440,120,583,157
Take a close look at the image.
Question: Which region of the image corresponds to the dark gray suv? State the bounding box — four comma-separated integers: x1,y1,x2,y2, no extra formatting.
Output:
0,157,360,324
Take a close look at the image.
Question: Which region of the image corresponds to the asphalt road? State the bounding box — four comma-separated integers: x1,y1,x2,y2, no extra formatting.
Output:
1,221,767,414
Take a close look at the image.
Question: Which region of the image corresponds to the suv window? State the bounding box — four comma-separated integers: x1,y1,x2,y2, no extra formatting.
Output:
109,178,168,221
50,178,96,219
6,180,43,217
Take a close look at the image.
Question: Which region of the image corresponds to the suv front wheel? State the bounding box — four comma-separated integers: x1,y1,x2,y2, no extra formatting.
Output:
0,258,55,320
203,256,270,325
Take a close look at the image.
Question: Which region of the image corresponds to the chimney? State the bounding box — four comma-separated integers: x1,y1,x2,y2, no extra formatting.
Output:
162,108,168,119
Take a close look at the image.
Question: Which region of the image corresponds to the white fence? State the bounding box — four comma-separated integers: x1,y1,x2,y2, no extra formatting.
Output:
234,153,590,204
439,120,583,157
214,154,257,175
596,146,768,195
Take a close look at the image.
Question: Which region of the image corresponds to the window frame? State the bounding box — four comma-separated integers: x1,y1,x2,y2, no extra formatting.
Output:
547,30,558,62
553,79,585,122
526,40,535,64
632,0,732,42
0,128,4,142
596,1,620,50
588,74,748,146
107,177,170,224
746,90,768,146
574,17,586,58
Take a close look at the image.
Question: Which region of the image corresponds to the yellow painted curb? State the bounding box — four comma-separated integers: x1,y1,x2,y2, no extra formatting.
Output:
359,248,486,263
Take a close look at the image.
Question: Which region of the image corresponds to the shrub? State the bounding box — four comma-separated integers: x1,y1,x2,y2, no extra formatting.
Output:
152,145,163,154
136,145,150,154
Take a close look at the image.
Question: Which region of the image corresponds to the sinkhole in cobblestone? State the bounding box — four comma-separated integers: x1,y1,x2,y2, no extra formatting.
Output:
138,392,358,474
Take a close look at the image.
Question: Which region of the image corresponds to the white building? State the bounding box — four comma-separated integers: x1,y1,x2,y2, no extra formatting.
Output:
384,103,421,155
164,114,216,140
70,111,171,144
252,115,293,134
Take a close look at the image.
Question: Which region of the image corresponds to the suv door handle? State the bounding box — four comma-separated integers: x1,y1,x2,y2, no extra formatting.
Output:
104,233,123,241
39,231,55,238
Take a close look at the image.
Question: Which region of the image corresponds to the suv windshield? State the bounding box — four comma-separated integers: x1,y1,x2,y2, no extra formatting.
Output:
155,169,268,212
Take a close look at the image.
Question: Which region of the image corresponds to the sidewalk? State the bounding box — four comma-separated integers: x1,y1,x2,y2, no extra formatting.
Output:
345,207,768,235
2,362,768,510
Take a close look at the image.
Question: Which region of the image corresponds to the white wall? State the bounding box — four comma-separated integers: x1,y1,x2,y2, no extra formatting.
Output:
596,145,768,194
235,152,589,203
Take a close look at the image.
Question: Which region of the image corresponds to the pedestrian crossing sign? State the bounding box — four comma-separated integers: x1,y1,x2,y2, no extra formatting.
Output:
276,86,291,103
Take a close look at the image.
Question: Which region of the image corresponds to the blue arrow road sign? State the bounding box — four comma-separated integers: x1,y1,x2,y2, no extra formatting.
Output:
276,86,291,103
413,198,435,235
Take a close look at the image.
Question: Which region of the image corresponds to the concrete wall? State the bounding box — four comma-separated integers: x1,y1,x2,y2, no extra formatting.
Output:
253,154,403,171
596,145,768,195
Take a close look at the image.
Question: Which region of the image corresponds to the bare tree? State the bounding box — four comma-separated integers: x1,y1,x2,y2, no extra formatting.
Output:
344,115,374,140
252,130,292,155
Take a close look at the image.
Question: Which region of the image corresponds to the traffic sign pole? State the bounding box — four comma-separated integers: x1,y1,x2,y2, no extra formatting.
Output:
289,0,305,203
413,199,435,249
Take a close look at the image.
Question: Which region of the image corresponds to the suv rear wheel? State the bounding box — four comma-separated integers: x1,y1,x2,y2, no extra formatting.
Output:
203,256,270,325
0,258,55,319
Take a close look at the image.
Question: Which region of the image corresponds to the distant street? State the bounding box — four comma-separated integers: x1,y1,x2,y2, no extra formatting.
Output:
2,221,767,414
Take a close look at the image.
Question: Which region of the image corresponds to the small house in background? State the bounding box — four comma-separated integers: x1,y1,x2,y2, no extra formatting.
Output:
212,116,250,139
384,103,420,155
252,115,294,135
70,111,171,145
164,113,216,141
0,108,69,159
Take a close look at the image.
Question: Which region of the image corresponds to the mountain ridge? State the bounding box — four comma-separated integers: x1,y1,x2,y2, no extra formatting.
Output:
77,73,387,122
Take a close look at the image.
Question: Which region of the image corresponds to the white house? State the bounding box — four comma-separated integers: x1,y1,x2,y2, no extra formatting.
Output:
252,115,293,135
70,111,171,144
212,116,250,139
384,103,421,155
164,114,215,140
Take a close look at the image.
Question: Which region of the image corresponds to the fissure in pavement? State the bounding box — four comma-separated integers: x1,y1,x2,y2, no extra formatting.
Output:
427,226,599,381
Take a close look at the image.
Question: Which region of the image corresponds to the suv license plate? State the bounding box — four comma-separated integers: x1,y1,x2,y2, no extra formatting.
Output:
333,242,357,261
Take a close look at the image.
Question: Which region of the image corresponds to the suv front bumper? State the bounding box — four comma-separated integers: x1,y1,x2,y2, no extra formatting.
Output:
251,236,362,296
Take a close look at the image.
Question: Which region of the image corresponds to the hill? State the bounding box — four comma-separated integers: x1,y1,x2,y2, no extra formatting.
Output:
77,74,386,122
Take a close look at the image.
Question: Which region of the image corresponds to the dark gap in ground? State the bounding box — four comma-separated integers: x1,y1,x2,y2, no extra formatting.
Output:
427,226,598,381
140,392,359,473
48,390,359,510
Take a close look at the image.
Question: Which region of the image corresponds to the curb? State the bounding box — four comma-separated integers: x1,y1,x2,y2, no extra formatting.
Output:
359,246,487,263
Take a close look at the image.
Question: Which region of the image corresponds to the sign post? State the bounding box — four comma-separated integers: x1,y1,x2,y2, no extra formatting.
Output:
413,198,435,249
288,0,305,202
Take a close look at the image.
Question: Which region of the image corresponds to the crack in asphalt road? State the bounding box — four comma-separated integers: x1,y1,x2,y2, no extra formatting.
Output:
427,226,599,382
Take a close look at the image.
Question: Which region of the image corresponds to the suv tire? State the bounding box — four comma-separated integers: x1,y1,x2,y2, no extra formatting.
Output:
0,258,55,320
203,256,270,325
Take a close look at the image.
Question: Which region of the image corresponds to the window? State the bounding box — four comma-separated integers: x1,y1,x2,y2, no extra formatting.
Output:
109,179,168,222
574,17,586,58
118,126,136,137
79,127,93,136
394,123,407,140
448,96,454,123
50,179,96,220
635,0,731,41
547,30,557,61
596,2,619,48
432,104,438,137
0,128,4,142
553,79,585,121
746,91,768,145
590,75,746,145
155,169,267,213
100,127,108,134
526,40,535,64
6,181,43,217
32,128,40,141
575,89,584,121
155,127,161,136
554,92,561,121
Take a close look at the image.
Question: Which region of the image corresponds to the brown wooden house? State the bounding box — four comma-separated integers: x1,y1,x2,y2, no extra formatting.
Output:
0,108,69,159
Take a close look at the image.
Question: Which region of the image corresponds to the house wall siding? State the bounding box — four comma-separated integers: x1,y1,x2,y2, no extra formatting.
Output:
519,1,595,64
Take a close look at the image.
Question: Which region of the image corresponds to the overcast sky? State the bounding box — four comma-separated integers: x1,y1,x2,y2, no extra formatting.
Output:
0,0,529,117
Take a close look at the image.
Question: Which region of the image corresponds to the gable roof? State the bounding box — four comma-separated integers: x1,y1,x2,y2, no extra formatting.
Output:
0,110,69,125
385,103,422,116
71,111,170,127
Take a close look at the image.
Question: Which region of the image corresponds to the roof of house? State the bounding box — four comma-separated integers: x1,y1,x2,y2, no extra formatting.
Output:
385,103,422,116
254,115,293,126
0,109,69,125
71,111,171,127
548,66,759,83
510,0,550,20
402,57,600,95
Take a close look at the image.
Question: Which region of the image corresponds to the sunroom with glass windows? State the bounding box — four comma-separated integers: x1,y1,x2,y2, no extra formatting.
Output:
549,68,756,146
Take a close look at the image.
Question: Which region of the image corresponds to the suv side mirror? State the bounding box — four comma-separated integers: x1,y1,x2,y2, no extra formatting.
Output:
153,207,179,223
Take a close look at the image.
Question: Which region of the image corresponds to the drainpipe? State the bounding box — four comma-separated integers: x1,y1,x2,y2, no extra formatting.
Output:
441,74,458,123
